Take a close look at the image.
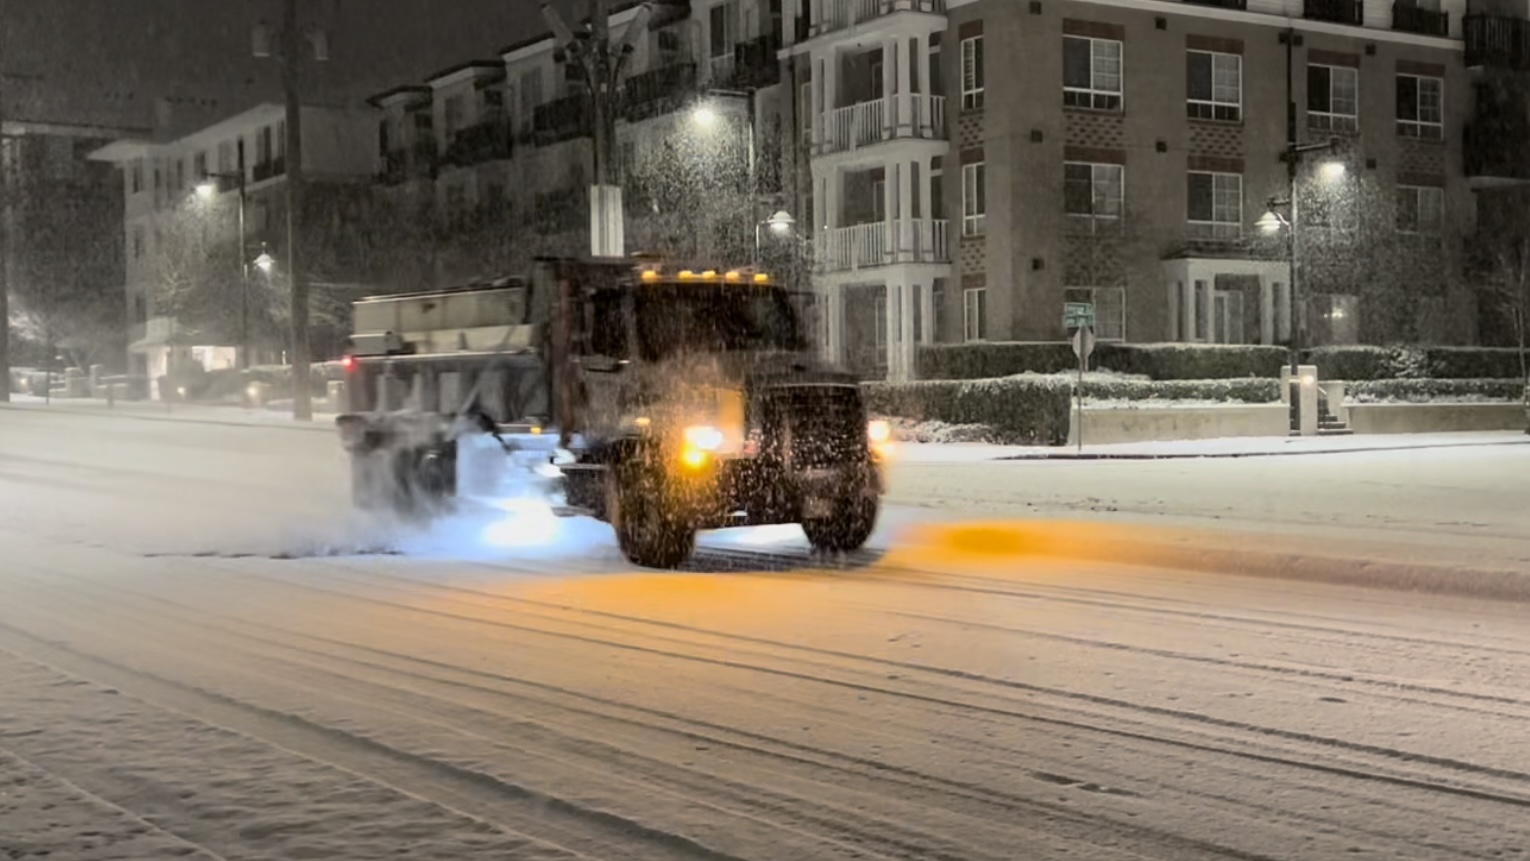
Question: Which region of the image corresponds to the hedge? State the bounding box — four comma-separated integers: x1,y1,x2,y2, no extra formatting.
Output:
1345,378,1526,403
864,377,1072,445
1304,345,1529,381
917,342,1288,381
1079,378,1281,403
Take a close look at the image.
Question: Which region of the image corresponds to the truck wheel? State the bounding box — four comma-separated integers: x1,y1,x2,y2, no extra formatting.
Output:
803,496,879,554
606,465,696,569
350,452,397,512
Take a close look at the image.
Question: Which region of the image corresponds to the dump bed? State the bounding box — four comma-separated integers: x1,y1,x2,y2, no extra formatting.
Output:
351,281,539,357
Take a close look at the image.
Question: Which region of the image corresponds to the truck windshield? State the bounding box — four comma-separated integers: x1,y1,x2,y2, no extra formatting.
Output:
635,284,804,361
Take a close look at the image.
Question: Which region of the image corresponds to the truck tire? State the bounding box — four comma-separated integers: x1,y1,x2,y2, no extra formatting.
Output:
606,463,696,569
350,451,398,512
803,496,878,554
351,448,452,519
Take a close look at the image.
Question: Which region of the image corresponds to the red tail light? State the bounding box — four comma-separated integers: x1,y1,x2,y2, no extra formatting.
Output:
342,354,358,373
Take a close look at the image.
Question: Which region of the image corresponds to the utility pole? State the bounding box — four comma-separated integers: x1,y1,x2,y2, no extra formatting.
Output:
541,0,652,259
0,0,11,404
282,0,312,420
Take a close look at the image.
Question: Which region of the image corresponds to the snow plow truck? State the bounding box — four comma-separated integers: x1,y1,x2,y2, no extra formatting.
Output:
334,255,889,569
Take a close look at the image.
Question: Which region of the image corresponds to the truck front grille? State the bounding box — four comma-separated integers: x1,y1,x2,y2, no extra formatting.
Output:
760,385,867,469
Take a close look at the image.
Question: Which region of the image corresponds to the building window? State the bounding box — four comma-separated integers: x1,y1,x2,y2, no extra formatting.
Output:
963,287,988,341
1396,74,1443,139
1187,50,1241,122
175,158,185,192
962,161,986,236
1092,287,1126,341
276,121,286,159
931,167,946,220
132,225,145,260
1187,171,1242,239
519,69,543,131
445,94,465,137
961,36,985,111
193,151,208,180
1064,162,1124,227
1397,185,1444,234
1064,36,1123,111
130,160,143,194
257,126,272,164
1308,64,1359,132
801,81,813,144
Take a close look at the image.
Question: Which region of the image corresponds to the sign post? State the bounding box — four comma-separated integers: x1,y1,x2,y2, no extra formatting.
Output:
1065,302,1096,453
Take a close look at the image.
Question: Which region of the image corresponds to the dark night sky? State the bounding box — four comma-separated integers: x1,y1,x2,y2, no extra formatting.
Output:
1,0,611,135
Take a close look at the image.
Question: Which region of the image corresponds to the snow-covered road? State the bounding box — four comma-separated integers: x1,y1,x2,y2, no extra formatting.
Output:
3,407,1530,860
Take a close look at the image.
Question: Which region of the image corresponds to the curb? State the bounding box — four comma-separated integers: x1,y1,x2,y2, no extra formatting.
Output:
993,438,1530,461
0,403,336,433
894,520,1530,604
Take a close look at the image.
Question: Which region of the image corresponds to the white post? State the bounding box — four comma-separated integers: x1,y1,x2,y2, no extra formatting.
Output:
896,35,913,137
884,280,901,381
901,278,917,379
898,160,915,260
920,279,936,345
1261,277,1276,346
883,162,898,263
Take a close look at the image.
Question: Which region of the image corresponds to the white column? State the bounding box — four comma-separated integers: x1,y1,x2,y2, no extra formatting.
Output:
896,36,913,137
884,280,902,381
812,54,828,153
1260,278,1275,346
1182,278,1197,343
901,279,918,380
883,162,899,263
882,38,897,138
826,286,844,363
920,279,936,345
898,159,915,260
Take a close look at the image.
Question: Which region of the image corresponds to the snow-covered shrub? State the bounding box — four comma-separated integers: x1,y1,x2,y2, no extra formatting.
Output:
915,342,1286,381
916,342,1078,380
864,376,1072,445
1095,343,1288,381
1079,378,1281,403
1385,345,1432,379
1424,347,1525,381
1304,345,1389,381
1346,378,1524,403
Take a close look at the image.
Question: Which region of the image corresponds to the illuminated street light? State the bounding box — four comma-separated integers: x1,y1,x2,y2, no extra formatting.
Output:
1319,161,1347,182
254,251,275,273
692,105,719,129
195,179,218,200
765,210,796,236
1256,209,1287,235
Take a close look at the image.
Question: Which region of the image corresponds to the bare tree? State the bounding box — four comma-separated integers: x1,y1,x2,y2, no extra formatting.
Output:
1471,188,1530,394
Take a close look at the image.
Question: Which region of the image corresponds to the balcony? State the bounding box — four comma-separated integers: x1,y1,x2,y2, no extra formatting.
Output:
1465,120,1530,184
1183,0,1246,8
441,120,513,167
1465,14,1530,70
1393,2,1449,36
1304,0,1363,26
819,94,946,156
252,157,286,183
812,0,947,39
623,62,698,123
709,35,782,89
534,95,593,145
816,219,949,273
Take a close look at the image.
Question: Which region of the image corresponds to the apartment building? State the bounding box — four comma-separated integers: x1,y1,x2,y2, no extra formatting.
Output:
90,103,377,388
367,0,790,288
781,0,1488,380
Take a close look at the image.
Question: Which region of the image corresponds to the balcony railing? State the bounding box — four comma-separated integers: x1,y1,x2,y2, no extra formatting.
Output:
252,157,286,183
813,0,947,38
442,120,513,167
816,219,949,272
1393,2,1449,37
820,94,946,155
1304,0,1363,26
1182,0,1246,9
1465,121,1530,182
716,34,782,89
1465,14,1530,70
534,95,593,145
623,62,697,122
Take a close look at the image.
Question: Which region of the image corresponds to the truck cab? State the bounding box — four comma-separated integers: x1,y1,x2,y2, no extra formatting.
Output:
336,256,888,568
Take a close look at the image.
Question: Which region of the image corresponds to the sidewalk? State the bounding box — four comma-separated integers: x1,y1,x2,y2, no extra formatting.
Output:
1,395,337,431
894,430,1530,463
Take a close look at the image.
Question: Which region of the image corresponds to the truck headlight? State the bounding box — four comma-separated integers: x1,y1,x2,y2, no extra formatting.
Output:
868,420,891,444
681,424,725,469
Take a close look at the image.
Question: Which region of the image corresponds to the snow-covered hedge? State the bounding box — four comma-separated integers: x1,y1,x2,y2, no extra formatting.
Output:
917,342,1288,381
864,376,1072,445
1346,378,1527,404
1305,346,1528,381
1079,377,1280,404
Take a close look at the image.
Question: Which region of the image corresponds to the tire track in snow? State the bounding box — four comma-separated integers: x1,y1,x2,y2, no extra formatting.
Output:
3,566,1285,861
219,557,1530,796
72,555,1530,817
0,623,745,861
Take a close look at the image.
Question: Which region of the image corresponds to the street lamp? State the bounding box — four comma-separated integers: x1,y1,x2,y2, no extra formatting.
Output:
254,250,275,273
755,209,796,266
195,170,251,369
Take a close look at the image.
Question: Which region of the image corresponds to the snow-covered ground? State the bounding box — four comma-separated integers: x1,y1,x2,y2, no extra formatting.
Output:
4,406,1530,859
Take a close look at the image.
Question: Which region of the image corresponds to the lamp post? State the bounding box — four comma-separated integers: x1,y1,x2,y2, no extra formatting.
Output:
196,168,250,369
1261,26,1342,436
755,209,795,266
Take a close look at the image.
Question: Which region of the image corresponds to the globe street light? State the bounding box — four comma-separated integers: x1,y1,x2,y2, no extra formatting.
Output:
254,251,275,273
